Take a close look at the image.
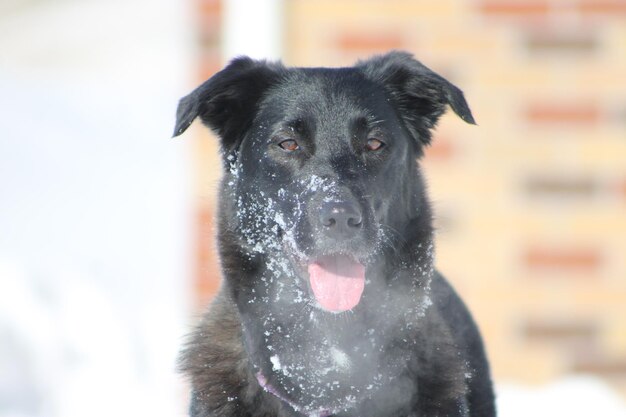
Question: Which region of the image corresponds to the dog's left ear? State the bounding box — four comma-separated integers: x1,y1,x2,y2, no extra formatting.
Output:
358,51,475,147
172,56,283,153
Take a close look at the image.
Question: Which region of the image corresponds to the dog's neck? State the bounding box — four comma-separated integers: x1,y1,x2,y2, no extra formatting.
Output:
256,371,334,417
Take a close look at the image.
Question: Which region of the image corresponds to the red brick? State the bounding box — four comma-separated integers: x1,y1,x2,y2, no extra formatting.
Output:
524,320,598,345
196,206,221,304
336,33,405,53
525,176,597,199
572,356,626,378
478,1,550,17
424,137,455,160
578,0,626,15
523,247,602,272
198,52,222,80
198,14,221,42
525,32,598,54
198,0,222,17
525,102,601,125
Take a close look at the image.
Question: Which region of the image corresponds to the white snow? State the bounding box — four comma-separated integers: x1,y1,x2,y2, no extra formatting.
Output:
270,355,282,371
0,0,192,416
330,347,351,371
496,377,626,417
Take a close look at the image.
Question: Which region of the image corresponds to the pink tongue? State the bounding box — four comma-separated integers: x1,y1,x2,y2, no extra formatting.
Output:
308,256,365,312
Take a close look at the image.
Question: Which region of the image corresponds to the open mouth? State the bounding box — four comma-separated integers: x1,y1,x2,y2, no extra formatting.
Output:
307,254,366,313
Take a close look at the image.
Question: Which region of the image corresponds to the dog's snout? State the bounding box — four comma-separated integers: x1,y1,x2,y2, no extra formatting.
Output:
319,201,363,238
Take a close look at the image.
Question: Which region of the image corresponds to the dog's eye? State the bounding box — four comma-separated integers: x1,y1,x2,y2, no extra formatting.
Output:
278,139,299,152
366,138,385,151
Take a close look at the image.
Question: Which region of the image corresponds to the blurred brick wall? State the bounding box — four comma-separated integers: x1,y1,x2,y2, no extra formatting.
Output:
191,0,626,396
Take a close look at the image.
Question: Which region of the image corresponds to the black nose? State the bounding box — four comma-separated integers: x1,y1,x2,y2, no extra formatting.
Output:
319,201,363,239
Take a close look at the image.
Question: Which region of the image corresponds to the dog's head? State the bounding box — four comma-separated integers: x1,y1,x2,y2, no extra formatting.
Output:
174,51,475,412
174,51,473,312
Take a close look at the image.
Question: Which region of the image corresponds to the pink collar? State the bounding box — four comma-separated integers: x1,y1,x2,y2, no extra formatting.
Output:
255,372,333,417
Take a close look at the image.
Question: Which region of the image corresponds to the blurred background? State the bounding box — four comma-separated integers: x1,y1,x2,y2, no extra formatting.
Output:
1,0,625,416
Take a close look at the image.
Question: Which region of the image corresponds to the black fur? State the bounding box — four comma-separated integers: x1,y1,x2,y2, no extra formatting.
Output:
174,51,496,417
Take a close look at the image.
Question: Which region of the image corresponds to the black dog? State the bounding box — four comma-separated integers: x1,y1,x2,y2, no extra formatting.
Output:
173,51,496,417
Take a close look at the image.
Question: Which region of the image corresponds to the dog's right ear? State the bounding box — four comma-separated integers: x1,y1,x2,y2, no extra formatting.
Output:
358,51,475,149
172,57,283,152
